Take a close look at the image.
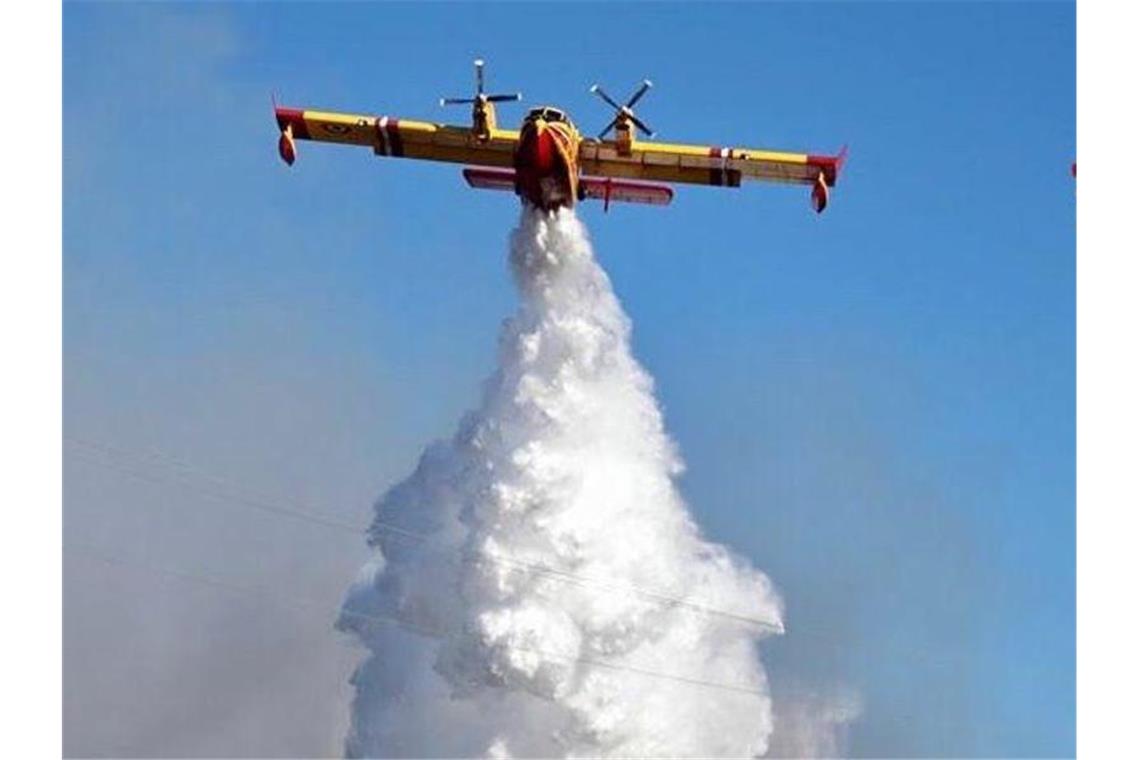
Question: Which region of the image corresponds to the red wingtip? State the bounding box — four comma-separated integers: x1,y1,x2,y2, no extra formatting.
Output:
806,145,848,188
272,94,301,166
804,145,846,213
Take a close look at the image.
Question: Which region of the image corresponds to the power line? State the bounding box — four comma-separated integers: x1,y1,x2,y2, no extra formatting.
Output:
69,542,768,699
67,439,373,535
66,436,783,633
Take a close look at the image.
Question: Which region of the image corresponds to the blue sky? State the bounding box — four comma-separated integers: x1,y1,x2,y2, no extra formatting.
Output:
64,2,1074,756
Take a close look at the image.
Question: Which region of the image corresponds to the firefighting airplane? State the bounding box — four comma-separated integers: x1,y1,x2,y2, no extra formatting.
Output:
274,60,846,213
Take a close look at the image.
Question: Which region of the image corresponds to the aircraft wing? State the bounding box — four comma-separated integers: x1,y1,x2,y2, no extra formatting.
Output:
577,138,846,211
275,106,519,168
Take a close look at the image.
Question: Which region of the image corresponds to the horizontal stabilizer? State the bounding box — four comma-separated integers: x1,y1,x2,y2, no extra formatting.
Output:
463,168,673,211
463,167,517,192
579,176,673,208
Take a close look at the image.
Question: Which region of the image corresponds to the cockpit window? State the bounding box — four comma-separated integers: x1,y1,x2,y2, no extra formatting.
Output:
528,107,565,123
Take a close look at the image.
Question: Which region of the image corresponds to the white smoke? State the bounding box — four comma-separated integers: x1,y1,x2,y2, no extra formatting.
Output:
768,687,863,758
338,208,784,758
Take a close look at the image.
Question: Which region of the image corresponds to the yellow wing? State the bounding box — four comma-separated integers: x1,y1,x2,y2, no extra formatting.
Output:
275,106,518,168
576,138,845,190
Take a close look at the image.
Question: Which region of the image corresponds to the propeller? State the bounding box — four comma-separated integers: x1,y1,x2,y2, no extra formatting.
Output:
590,79,655,139
440,59,522,106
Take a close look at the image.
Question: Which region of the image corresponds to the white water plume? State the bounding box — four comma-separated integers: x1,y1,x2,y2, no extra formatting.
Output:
339,208,783,758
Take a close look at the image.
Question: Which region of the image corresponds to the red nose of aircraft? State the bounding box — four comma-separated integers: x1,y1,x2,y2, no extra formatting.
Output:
517,123,558,174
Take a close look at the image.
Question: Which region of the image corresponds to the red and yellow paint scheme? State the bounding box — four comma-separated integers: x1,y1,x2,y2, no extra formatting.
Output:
274,61,846,213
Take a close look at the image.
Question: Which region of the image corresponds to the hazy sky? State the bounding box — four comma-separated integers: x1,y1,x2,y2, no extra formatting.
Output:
64,2,1074,757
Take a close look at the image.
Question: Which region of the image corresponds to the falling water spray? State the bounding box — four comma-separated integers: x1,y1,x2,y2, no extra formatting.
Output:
339,208,783,757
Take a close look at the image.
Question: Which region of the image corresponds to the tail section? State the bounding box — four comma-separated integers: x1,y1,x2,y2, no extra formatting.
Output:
578,176,673,211
463,168,674,212
462,167,517,192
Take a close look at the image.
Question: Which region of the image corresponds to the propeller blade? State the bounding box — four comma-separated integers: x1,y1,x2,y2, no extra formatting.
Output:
441,97,477,106
474,59,485,95
486,93,523,103
629,115,655,138
626,79,652,108
598,117,618,140
590,84,623,112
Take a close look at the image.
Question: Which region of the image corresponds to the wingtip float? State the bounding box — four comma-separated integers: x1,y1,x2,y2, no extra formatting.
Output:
273,60,846,214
